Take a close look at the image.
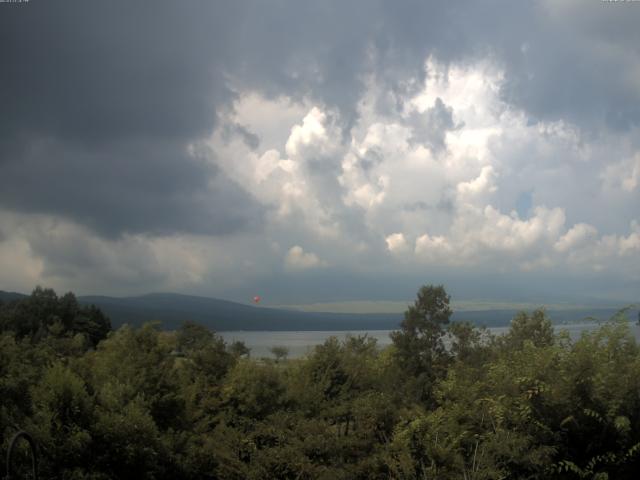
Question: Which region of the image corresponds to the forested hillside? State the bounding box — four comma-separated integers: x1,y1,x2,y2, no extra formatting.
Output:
2,286,640,479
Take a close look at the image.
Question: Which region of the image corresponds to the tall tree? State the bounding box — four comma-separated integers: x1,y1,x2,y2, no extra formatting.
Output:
390,284,452,403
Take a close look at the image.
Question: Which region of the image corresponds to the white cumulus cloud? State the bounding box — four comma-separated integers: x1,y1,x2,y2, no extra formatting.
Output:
284,245,326,271
385,233,409,254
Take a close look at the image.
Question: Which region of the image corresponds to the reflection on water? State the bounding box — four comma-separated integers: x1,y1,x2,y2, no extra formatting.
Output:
220,322,640,359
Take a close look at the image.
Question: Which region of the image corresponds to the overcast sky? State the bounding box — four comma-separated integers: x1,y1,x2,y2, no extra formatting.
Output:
1,0,639,306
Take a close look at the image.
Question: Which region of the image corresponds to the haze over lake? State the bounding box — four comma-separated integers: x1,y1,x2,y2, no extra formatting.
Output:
221,321,640,359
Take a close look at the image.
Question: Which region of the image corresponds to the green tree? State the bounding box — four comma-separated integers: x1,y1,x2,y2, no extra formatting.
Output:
28,363,95,479
176,320,214,353
502,308,554,350
0,287,110,347
448,321,493,365
222,360,287,420
228,340,251,358
390,285,452,403
270,345,289,362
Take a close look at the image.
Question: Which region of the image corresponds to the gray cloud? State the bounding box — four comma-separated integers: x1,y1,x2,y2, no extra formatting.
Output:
408,98,460,153
403,195,455,215
224,0,640,133
359,148,384,174
221,124,261,151
4,2,637,235
0,137,264,237
0,1,231,144
1,1,639,301
489,2,640,131
0,1,257,237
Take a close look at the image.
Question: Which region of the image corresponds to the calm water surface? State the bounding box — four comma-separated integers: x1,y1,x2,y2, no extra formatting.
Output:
221,322,640,359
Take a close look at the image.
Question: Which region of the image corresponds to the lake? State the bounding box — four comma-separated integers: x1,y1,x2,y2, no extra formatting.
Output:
220,321,640,359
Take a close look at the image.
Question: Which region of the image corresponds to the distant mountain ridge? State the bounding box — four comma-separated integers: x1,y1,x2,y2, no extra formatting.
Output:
1,290,632,331
77,292,402,331
0,290,27,303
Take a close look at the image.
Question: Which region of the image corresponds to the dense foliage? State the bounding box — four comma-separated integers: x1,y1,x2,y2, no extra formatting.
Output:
1,286,640,479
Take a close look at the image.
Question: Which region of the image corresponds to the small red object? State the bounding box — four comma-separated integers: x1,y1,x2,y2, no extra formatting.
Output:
253,295,261,304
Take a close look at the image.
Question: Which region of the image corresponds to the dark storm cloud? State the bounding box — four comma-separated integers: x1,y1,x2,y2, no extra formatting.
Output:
1,0,638,239
0,1,232,144
161,1,628,129
0,0,260,237
470,1,640,131
222,0,470,121
0,138,263,237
